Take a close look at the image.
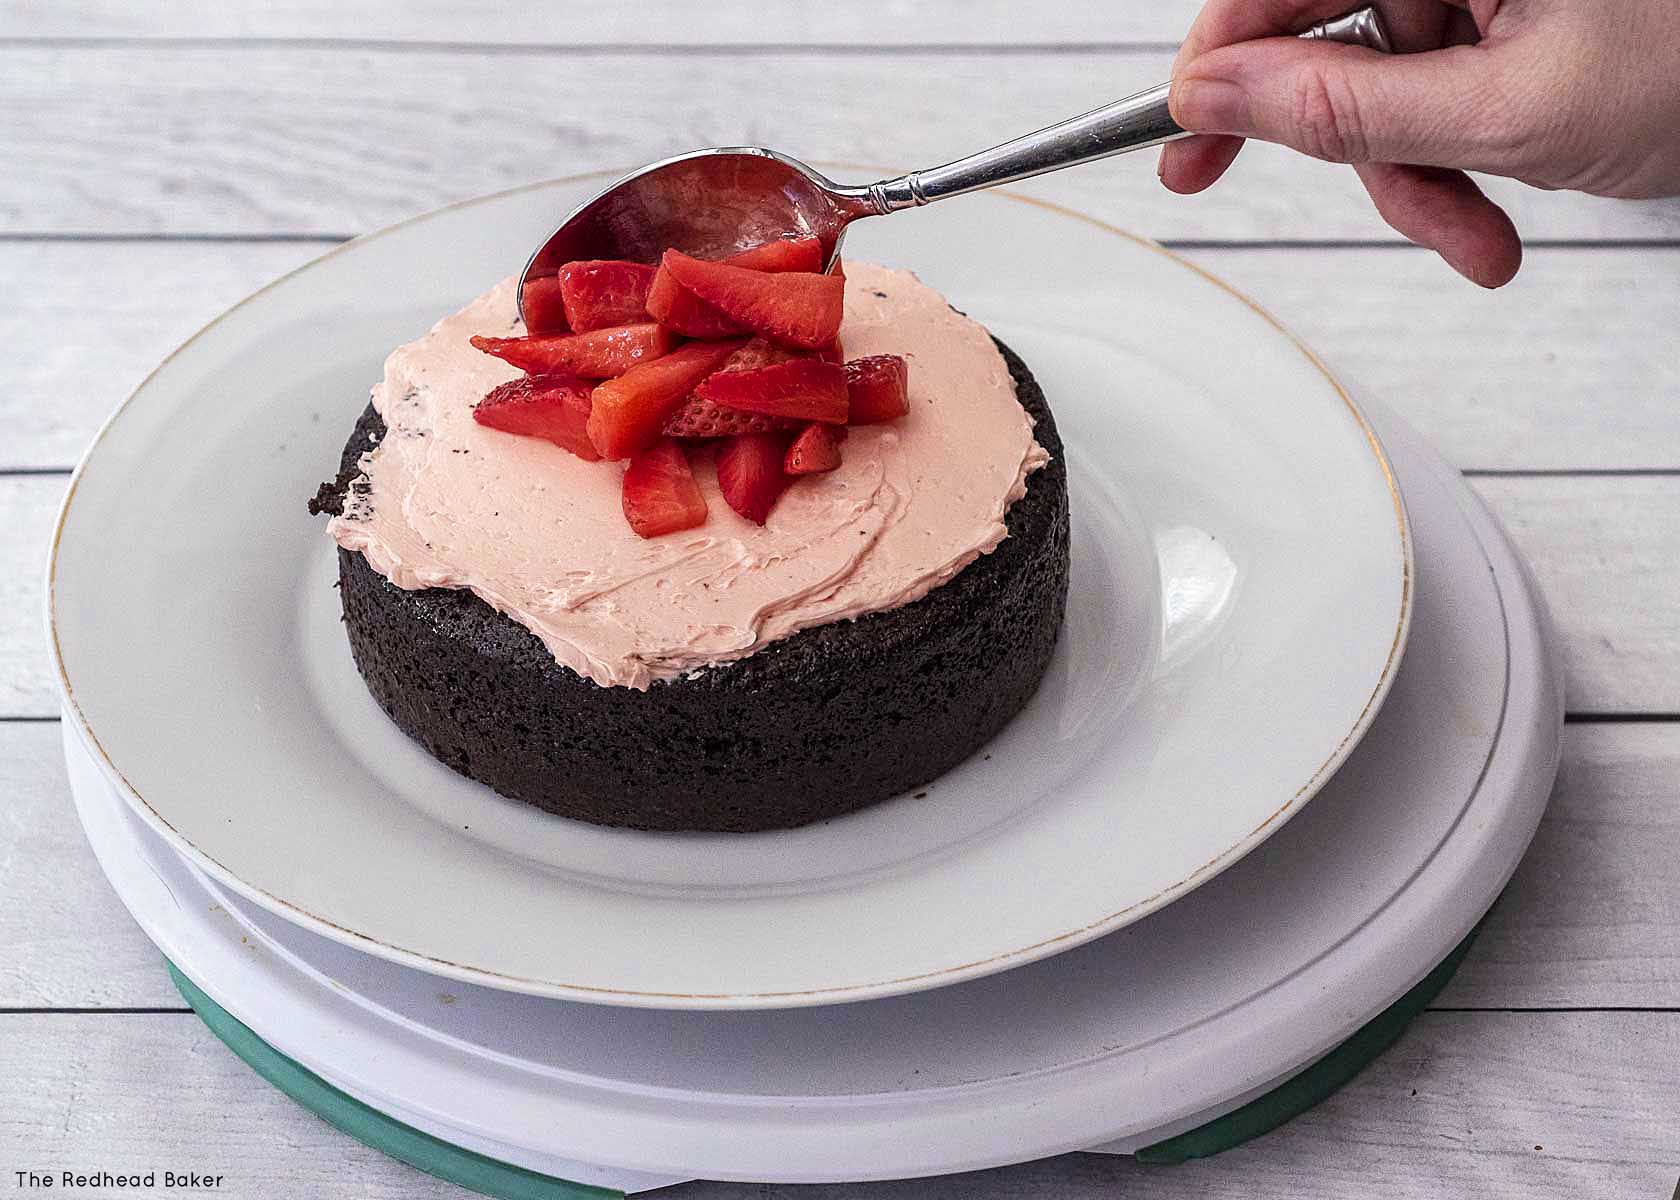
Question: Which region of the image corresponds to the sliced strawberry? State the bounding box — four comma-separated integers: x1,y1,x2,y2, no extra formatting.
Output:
471,323,674,378
716,335,803,374
472,375,600,461
645,238,824,337
557,260,657,332
725,236,824,274
645,271,746,337
622,439,708,538
845,354,910,424
657,339,809,438
661,250,844,349
784,422,845,475
696,357,848,424
662,397,797,439
587,338,746,460
520,274,569,335
716,432,793,525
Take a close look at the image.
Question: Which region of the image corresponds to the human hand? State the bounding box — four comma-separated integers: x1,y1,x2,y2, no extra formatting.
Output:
1159,0,1680,287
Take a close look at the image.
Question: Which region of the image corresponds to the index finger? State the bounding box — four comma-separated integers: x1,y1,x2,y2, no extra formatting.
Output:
1176,0,1443,69
1176,0,1365,70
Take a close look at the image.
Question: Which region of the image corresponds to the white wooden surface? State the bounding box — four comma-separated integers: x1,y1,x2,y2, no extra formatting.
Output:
8,45,1680,241
3,3,1678,1197
3,1,1209,44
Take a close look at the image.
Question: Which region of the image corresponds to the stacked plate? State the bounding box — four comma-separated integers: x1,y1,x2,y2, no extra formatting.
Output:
50,178,1562,1194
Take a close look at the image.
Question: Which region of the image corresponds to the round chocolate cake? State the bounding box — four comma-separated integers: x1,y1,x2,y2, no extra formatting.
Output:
312,339,1068,832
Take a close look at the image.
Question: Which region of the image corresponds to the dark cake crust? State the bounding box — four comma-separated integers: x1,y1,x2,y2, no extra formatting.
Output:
315,340,1069,832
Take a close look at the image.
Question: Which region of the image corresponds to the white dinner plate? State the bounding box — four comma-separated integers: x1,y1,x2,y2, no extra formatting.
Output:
48,171,1410,1008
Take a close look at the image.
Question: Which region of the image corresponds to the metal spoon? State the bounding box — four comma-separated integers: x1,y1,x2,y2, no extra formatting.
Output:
520,6,1391,321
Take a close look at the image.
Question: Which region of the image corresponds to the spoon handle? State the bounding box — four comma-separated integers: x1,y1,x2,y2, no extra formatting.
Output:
862,7,1392,213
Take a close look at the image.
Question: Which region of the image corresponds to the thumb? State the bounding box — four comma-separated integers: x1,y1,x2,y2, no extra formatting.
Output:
1170,39,1528,175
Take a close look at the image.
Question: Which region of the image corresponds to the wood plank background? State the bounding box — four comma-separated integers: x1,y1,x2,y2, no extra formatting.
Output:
3,2,1677,1197
6,45,1680,241
6,1,1209,45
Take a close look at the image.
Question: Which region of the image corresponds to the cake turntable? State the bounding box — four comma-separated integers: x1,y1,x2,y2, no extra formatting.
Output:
61,390,1560,1195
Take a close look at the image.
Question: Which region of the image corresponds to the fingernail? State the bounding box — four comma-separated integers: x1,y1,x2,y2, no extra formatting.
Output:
1172,78,1251,134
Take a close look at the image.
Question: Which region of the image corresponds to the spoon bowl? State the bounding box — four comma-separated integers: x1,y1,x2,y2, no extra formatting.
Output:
520,148,866,317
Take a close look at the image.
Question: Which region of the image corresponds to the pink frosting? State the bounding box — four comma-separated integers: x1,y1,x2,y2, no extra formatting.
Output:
328,261,1048,689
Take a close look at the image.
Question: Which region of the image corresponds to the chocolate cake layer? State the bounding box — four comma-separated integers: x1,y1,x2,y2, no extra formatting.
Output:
312,339,1069,832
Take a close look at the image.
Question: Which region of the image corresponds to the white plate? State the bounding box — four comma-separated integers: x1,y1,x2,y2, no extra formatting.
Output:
48,174,1411,1008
